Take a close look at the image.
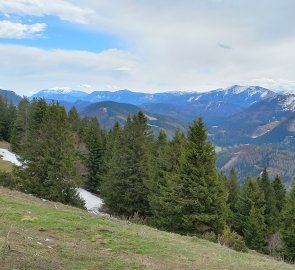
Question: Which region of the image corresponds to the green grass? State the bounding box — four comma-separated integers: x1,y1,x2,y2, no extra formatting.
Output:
0,188,294,269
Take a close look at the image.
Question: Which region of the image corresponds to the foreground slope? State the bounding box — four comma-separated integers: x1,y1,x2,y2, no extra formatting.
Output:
0,188,294,270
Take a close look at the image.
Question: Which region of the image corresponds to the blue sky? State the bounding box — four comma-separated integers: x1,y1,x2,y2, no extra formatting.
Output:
0,0,295,95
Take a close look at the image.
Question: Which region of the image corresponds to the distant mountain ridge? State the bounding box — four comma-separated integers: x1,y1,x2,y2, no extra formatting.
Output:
30,85,276,107
80,101,187,137
0,89,22,105
30,85,276,122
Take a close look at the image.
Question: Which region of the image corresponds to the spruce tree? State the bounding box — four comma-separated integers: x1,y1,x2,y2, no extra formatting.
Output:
0,97,16,142
18,102,83,207
101,112,152,217
148,129,186,231
178,118,228,234
227,168,240,215
272,175,286,213
83,118,105,193
280,181,295,262
259,168,277,233
68,107,80,132
236,177,267,250
10,98,30,152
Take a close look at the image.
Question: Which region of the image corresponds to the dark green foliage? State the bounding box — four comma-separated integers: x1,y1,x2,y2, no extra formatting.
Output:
82,118,105,193
227,168,240,211
259,168,277,232
68,107,80,132
272,175,286,213
236,177,267,250
0,96,17,142
178,118,228,235
280,182,295,262
101,112,152,217
226,168,240,225
148,130,186,231
17,101,84,207
10,98,30,152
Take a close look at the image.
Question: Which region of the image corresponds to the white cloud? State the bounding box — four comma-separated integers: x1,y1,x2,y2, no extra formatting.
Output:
0,0,95,24
1,1,295,93
0,20,46,38
79,83,92,89
0,44,140,94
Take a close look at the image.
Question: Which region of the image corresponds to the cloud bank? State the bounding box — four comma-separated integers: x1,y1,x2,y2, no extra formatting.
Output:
1,0,295,94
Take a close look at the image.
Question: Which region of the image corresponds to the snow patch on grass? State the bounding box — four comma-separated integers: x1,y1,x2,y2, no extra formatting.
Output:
77,188,103,214
0,148,22,166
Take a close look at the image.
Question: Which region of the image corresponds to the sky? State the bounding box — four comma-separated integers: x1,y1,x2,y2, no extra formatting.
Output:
0,0,295,95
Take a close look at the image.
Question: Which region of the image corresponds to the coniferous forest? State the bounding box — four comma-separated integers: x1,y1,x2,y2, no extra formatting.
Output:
0,96,295,262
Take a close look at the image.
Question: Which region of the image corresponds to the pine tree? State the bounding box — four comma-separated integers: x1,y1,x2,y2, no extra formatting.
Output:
272,175,286,213
101,112,152,217
178,118,228,234
259,168,277,233
236,177,267,250
280,181,295,262
18,102,83,207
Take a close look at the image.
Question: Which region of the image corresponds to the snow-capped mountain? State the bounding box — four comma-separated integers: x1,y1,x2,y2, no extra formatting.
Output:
30,88,88,102
31,85,275,107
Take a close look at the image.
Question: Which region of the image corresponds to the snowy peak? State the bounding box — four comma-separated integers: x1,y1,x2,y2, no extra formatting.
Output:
278,94,295,111
222,85,275,98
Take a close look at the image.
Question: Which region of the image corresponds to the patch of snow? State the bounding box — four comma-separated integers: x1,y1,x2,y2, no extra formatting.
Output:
280,95,295,111
77,188,103,214
144,94,154,100
0,148,22,166
47,87,72,93
145,114,157,121
148,124,159,128
188,96,194,102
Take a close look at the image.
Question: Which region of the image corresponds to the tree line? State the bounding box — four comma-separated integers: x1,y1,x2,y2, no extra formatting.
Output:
0,97,294,262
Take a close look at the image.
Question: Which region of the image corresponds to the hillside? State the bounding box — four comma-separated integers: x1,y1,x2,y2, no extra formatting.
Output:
0,89,22,105
217,144,295,184
0,187,294,270
80,101,187,137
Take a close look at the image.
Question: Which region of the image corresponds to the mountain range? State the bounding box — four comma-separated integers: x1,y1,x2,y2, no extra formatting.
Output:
2,85,295,182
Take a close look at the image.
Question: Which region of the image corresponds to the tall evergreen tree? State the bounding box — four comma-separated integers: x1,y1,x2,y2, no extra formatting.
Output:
10,98,30,152
259,168,277,233
236,177,267,250
227,168,240,215
280,181,295,262
0,97,17,142
68,107,80,132
272,175,286,213
148,129,186,231
178,118,228,234
83,118,105,193
18,102,83,207
101,112,152,217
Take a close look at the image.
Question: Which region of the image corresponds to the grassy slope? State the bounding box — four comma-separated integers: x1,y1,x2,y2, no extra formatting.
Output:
0,188,294,270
